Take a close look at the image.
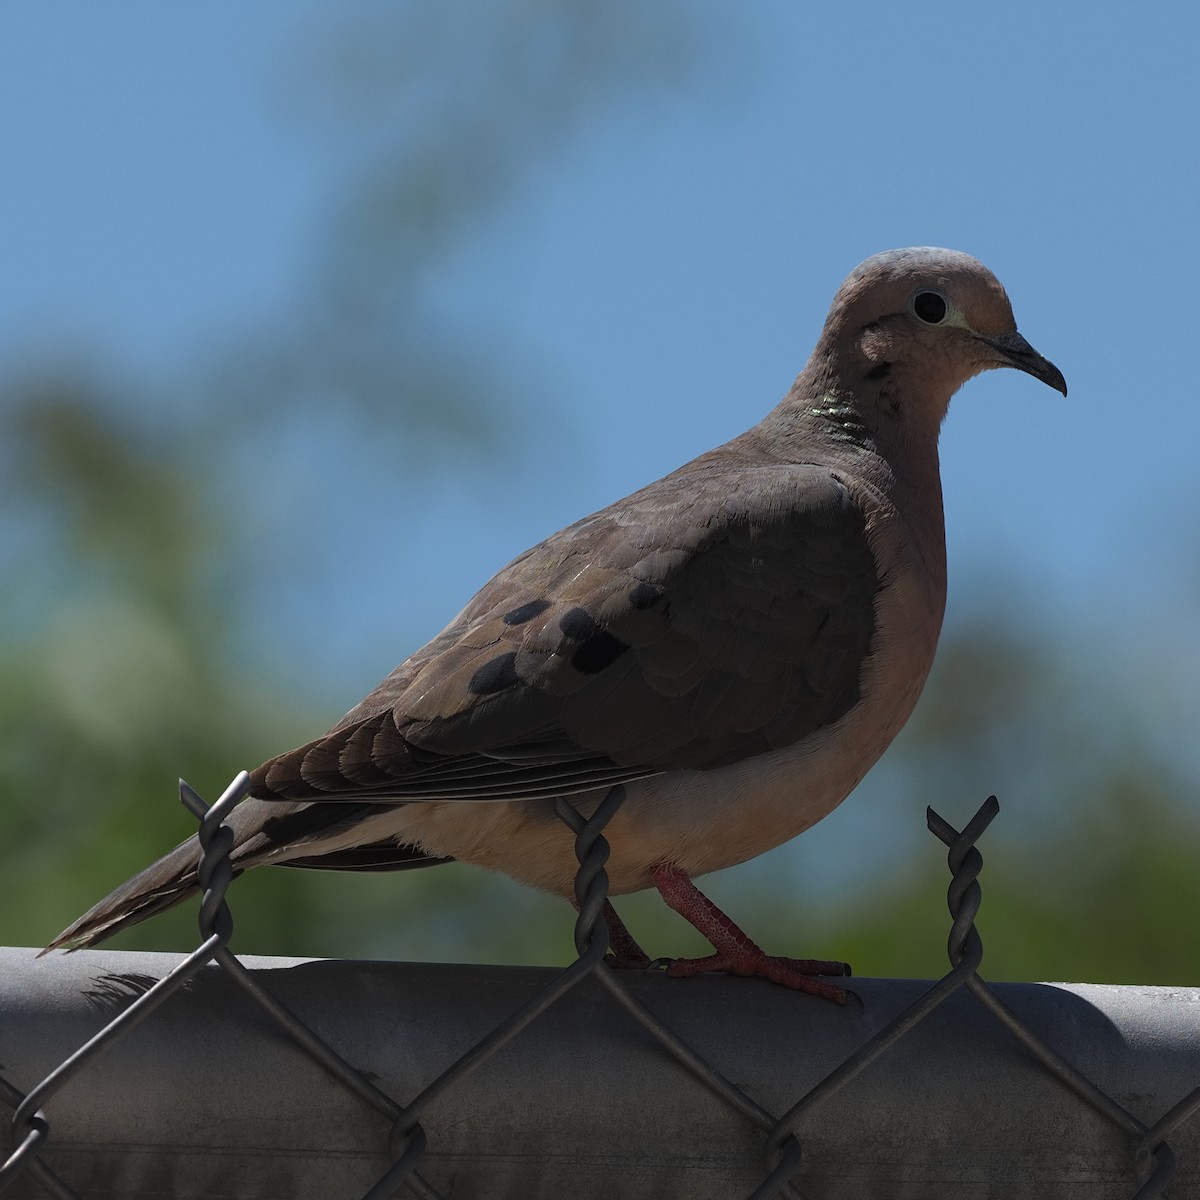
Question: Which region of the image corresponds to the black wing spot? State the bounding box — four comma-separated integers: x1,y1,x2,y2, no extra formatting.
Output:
503,598,551,626
865,361,891,380
469,652,522,695
571,632,630,675
628,582,663,610
559,606,598,640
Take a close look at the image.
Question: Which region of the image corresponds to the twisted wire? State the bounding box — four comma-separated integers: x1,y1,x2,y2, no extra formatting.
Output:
3,779,1199,1199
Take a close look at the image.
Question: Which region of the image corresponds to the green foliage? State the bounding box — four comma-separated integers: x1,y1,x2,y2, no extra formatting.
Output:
825,773,1200,988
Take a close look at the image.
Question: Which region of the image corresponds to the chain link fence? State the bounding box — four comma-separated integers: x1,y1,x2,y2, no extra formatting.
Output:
2,775,1199,1198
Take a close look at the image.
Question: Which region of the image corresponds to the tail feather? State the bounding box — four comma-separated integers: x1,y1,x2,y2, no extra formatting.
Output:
44,794,449,952
44,835,205,952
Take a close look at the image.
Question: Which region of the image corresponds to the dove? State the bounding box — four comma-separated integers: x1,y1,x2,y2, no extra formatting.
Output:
48,247,1066,1001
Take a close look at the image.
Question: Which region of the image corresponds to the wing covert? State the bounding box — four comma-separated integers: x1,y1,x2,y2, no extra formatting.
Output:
254,454,880,802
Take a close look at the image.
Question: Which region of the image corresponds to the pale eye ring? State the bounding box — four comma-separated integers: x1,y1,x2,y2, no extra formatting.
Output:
910,289,949,324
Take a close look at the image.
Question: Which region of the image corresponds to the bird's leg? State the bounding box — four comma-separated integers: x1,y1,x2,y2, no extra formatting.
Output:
649,862,851,1003
600,900,653,969
571,896,652,968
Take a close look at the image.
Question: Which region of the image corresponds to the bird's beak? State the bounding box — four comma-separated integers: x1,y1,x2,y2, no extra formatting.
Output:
980,331,1068,397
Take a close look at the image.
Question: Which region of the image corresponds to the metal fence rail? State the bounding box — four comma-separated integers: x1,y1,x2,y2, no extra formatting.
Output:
2,777,1199,1198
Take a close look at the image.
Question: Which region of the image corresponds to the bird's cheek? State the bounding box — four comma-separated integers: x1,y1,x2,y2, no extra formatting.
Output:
858,327,893,363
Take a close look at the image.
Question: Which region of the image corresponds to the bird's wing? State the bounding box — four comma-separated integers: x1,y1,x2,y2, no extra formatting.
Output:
253,449,881,805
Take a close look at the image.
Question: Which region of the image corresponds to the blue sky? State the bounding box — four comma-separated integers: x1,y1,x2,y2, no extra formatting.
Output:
2,5,1198,895
4,6,1197,657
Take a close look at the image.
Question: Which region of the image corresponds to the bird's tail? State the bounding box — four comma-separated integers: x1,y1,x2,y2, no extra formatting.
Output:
43,835,206,953
44,793,449,953
43,790,348,952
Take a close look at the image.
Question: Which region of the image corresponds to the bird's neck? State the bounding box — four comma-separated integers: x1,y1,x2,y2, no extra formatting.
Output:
758,365,949,588
767,359,950,472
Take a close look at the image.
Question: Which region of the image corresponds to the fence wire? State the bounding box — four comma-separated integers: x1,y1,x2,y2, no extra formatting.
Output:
2,775,1199,1198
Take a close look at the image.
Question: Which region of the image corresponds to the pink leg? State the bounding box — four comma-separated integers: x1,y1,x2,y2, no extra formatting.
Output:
600,900,652,969
570,896,652,968
650,862,851,1003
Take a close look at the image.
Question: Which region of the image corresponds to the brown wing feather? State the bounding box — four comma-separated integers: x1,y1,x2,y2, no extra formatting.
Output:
252,450,879,803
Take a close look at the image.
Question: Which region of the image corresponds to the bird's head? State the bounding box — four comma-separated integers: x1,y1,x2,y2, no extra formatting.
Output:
810,247,1066,437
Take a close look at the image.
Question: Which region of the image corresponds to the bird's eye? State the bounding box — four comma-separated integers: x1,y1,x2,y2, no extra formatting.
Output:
911,290,948,324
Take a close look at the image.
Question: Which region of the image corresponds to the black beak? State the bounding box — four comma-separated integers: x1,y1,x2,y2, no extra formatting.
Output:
981,331,1068,397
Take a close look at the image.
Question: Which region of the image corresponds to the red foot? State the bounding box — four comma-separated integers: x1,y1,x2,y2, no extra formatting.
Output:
650,862,852,1004
663,950,850,1002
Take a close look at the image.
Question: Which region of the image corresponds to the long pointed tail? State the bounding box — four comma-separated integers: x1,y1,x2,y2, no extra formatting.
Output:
44,793,448,952
44,835,206,952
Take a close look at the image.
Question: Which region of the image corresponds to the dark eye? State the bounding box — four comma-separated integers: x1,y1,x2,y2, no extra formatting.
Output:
912,290,948,324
